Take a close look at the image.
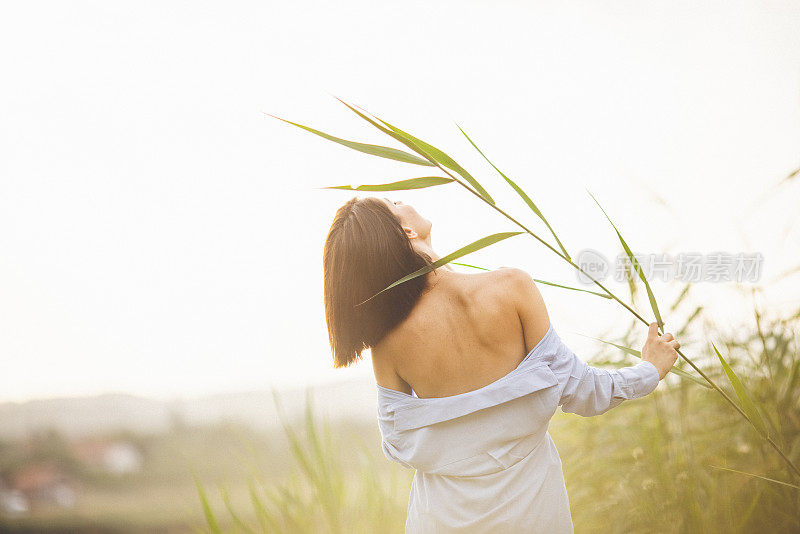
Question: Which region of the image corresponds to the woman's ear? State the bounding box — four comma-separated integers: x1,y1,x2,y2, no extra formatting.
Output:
403,226,418,239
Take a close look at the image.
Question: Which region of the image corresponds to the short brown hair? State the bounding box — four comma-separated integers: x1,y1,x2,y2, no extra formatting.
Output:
323,196,433,368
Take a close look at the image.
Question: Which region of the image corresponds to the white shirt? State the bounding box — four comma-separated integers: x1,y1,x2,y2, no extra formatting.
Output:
376,323,661,533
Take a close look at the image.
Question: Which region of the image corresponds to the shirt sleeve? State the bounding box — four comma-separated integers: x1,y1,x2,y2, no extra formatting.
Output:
549,336,661,417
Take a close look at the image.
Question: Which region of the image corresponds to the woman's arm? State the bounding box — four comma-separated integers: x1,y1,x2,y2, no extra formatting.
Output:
547,332,662,416
509,268,679,416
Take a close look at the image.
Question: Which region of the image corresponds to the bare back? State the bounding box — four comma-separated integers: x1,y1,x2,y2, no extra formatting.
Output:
370,268,550,398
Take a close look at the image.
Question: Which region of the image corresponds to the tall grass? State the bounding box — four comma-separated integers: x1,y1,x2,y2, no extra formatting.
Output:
195,390,412,533
196,306,799,533
562,303,800,533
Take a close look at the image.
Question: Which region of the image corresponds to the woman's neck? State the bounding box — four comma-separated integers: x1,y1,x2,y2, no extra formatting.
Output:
414,242,454,273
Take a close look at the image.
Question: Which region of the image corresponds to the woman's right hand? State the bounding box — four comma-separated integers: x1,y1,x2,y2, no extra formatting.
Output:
641,322,680,380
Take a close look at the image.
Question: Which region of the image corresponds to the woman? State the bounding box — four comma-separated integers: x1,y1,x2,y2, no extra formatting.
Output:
323,196,680,533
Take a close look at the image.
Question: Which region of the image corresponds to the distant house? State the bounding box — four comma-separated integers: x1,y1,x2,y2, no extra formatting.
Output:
0,477,29,516
4,463,77,512
0,487,29,516
72,438,144,474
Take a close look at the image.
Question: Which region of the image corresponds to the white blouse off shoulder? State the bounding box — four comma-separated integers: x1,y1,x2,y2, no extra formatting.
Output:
375,323,660,534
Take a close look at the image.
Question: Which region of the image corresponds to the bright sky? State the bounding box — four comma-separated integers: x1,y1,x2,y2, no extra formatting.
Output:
1,0,799,402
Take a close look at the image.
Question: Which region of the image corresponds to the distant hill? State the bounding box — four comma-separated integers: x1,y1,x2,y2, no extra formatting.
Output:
0,377,377,439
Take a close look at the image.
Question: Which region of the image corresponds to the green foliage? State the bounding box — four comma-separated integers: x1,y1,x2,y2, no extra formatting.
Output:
330,96,496,205
558,311,800,533
264,113,435,166
194,392,412,533
455,122,571,260
195,472,222,534
363,110,496,205
589,191,664,330
712,342,769,438
322,176,455,191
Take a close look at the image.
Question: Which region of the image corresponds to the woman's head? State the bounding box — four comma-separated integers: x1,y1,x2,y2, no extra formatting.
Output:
323,196,434,368
380,197,433,243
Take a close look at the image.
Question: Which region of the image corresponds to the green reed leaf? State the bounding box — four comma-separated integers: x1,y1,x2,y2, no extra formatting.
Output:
531,279,613,299
450,261,491,271
247,479,272,532
587,336,712,388
709,465,799,489
332,98,439,164
194,474,222,534
264,112,435,166
356,232,524,306
670,283,691,312
589,192,664,330
332,97,496,205
677,306,703,337
455,123,570,261
783,166,799,183
322,176,454,191
712,342,768,437
371,118,495,205
219,484,257,534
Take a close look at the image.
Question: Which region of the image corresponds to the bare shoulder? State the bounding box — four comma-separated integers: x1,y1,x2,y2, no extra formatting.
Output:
471,268,548,324
464,267,535,303
491,267,538,297
474,266,526,292
492,266,530,284
453,268,525,312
